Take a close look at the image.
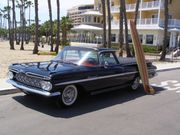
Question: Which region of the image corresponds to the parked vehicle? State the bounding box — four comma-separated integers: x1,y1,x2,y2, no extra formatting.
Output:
7,46,157,107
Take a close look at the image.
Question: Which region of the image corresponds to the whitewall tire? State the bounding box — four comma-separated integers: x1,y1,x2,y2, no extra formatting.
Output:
57,85,78,107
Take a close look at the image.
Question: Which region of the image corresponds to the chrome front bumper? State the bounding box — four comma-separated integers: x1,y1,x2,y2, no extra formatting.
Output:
7,80,61,97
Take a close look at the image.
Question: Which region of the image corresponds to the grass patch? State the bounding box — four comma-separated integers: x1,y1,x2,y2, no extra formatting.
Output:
38,51,57,56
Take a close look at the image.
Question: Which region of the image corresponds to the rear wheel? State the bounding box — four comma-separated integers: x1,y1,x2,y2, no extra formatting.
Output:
131,77,140,90
56,85,78,107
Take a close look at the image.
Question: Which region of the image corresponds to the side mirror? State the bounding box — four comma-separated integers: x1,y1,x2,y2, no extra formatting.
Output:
103,61,109,69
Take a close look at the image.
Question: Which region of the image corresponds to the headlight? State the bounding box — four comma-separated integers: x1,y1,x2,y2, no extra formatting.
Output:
7,71,14,80
40,81,52,91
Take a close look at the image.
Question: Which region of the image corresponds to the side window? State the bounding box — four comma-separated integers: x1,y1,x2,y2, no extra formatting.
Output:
99,52,118,66
63,50,80,61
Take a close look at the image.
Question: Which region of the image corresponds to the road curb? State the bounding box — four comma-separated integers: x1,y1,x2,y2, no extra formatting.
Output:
157,67,180,72
0,88,21,96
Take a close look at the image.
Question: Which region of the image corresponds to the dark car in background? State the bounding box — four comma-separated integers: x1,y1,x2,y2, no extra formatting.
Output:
7,46,157,107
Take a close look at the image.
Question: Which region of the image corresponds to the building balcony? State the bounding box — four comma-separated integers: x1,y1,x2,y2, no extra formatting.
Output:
111,18,180,29
111,0,164,13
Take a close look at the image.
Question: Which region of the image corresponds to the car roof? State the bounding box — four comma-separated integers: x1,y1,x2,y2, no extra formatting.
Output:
64,46,116,53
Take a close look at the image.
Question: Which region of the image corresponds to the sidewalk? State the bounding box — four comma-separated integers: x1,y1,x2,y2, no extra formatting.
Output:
0,62,180,95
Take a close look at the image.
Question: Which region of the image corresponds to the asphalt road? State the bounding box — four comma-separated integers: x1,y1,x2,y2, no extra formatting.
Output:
0,70,180,135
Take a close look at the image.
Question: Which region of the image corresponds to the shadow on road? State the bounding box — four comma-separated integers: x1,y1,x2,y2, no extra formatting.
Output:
12,86,165,118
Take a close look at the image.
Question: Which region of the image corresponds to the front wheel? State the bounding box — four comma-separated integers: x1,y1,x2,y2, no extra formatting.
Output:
56,85,78,107
131,77,140,90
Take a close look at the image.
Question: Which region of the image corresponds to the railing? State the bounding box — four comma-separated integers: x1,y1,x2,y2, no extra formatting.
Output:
160,19,180,28
137,18,159,25
141,0,163,10
111,0,163,13
111,18,180,28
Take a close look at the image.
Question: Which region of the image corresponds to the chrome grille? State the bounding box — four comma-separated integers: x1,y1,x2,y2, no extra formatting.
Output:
15,73,42,88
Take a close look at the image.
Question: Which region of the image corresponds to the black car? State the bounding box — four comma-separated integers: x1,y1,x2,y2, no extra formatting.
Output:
7,46,157,107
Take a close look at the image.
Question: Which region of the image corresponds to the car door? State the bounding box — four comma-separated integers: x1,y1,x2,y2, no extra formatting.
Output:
95,51,126,90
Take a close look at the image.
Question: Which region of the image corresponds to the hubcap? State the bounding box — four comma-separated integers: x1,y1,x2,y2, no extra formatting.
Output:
62,85,78,106
131,77,140,90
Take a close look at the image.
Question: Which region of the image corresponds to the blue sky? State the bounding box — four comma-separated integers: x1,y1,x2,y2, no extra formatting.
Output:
0,0,93,23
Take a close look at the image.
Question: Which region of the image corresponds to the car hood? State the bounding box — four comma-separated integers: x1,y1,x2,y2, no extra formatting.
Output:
9,61,77,77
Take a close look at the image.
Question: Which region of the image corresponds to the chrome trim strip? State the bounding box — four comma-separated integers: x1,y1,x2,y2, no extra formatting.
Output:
55,71,138,86
55,69,156,86
25,72,51,80
9,69,19,73
7,80,60,97
9,69,51,80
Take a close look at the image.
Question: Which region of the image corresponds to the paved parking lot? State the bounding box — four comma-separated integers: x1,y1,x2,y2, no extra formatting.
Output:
0,70,180,135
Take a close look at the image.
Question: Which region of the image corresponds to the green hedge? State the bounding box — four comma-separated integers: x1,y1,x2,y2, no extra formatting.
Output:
111,43,161,54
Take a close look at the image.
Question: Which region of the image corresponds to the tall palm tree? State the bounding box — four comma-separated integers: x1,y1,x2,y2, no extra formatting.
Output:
33,0,39,54
26,1,33,42
0,11,2,28
134,0,140,25
101,0,106,48
48,0,54,52
55,0,60,54
61,16,72,46
106,0,111,48
160,0,169,61
119,0,124,56
122,0,131,57
20,0,26,50
5,2,15,50
12,0,16,46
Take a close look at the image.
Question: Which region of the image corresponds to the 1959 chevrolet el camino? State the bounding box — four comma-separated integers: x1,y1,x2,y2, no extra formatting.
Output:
7,46,157,107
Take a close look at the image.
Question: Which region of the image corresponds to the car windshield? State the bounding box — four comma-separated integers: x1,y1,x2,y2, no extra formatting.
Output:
53,47,99,67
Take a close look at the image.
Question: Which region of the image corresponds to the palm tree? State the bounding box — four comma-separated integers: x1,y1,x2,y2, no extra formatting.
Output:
101,0,106,48
26,1,33,42
134,0,140,25
106,0,111,48
55,0,60,54
12,0,16,46
4,2,15,50
160,0,169,61
48,0,54,52
61,16,73,46
33,0,39,54
0,11,2,28
119,0,124,56
122,0,131,57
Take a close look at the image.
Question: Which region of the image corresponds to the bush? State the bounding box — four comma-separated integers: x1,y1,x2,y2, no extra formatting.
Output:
111,43,160,54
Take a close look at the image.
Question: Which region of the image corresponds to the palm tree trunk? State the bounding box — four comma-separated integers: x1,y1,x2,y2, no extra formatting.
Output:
134,0,140,25
7,0,15,50
122,0,131,57
12,0,17,46
107,0,111,48
28,5,31,42
48,0,54,52
55,0,60,54
119,0,124,56
33,0,39,54
101,0,106,48
160,0,169,61
20,6,25,50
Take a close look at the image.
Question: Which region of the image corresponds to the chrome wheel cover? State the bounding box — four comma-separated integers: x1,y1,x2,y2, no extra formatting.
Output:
131,77,140,90
62,85,78,106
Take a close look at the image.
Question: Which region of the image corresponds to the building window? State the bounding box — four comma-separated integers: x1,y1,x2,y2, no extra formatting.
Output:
94,17,97,23
146,35,154,44
111,34,116,42
128,34,132,43
88,16,91,22
139,35,143,43
98,17,100,23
